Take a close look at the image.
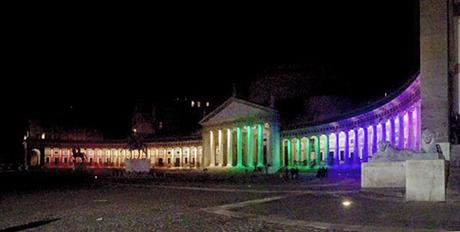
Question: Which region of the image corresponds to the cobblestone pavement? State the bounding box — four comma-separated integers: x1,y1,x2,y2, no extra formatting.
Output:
1,173,458,231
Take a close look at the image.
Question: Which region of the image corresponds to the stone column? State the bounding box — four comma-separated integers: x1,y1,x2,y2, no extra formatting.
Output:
398,114,405,149
415,103,422,151
344,131,350,166
227,128,233,167
324,134,329,167
257,124,264,168
408,110,414,150
334,132,340,167
390,118,396,146
218,129,223,167
381,121,387,143
372,124,378,154
295,138,301,167
210,130,215,167
420,0,449,143
353,128,360,167
287,139,292,167
246,126,254,168
362,127,369,163
269,123,281,172
305,138,311,169
315,135,320,168
236,127,243,167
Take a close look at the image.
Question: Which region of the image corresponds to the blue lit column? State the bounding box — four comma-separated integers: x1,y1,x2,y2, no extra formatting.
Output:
372,124,378,154
324,134,329,167
352,128,360,167
334,132,340,167
390,117,396,146
381,121,387,143
362,127,369,163
344,131,350,166
407,110,414,150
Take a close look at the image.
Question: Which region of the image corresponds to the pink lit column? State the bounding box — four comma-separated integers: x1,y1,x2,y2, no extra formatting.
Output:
407,110,414,150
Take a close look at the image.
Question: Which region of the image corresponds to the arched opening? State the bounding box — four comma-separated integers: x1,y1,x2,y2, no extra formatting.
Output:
30,149,41,166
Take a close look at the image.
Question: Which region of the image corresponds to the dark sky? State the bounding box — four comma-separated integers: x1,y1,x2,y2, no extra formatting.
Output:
1,1,419,158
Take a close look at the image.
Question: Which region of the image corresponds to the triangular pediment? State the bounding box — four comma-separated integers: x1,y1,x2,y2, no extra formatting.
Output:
200,98,276,126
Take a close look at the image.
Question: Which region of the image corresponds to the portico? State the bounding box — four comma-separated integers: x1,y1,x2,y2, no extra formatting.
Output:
200,97,281,172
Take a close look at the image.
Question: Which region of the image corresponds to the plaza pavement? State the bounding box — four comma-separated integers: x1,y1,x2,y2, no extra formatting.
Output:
0,171,459,231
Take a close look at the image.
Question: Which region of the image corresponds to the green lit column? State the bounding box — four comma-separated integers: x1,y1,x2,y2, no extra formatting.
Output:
236,127,243,167
324,134,329,167
305,138,311,169
246,126,254,168
257,124,264,168
315,135,320,168
287,139,292,167
295,138,300,167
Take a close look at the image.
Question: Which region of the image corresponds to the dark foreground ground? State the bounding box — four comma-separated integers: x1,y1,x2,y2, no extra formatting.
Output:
0,170,459,231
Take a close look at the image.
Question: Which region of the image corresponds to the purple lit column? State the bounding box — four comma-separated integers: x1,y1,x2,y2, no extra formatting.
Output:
372,124,378,154
380,121,387,143
362,127,369,163
407,110,414,150
390,118,396,146
344,131,350,166
398,114,405,149
352,128,360,167
415,103,421,151
334,132,340,167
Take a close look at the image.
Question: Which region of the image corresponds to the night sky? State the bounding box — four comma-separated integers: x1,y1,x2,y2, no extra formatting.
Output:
1,1,419,160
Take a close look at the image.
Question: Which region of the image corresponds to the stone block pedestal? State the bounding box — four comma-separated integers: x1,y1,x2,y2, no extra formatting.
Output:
361,162,406,188
405,160,445,201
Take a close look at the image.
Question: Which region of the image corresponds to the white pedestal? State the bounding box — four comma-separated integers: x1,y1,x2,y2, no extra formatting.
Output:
361,162,406,188
405,159,445,201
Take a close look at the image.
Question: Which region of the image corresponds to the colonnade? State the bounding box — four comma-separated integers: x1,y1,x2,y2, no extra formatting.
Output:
207,123,270,168
281,104,421,169
44,145,203,168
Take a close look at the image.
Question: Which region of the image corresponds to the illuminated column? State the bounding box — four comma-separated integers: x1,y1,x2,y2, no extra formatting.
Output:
295,138,301,167
324,135,329,167
362,127,369,162
210,130,215,167
218,129,224,167
390,118,396,146
58,149,62,166
236,127,243,167
314,135,320,168
398,114,405,149
407,110,414,150
227,128,233,167
353,128,360,167
268,123,281,171
380,121,387,142
415,103,421,151
334,132,340,167
246,126,254,168
344,131,350,166
287,139,292,167
305,138,311,169
372,124,378,154
50,148,54,166
257,124,264,168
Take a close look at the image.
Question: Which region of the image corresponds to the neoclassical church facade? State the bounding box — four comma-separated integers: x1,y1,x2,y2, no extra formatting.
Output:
25,0,459,173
